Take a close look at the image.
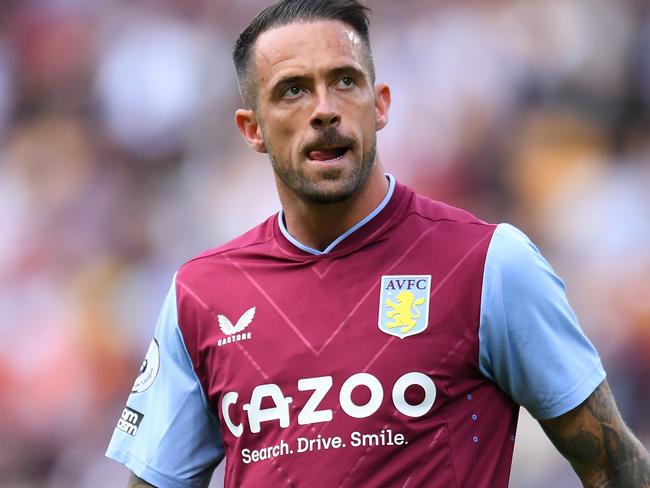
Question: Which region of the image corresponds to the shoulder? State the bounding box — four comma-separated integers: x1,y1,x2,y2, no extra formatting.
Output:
398,187,497,250
481,223,562,319
177,214,277,282
406,189,494,228
483,223,557,292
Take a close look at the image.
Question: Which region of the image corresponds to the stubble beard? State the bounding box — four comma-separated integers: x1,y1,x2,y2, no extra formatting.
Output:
264,127,377,205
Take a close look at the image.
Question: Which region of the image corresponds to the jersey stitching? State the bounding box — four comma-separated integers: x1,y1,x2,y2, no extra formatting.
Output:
398,209,495,229
437,406,460,488
175,318,221,420
337,435,380,487
422,329,477,488
477,227,500,382
172,278,223,427
226,255,318,354
182,233,276,267
174,281,226,473
232,339,271,381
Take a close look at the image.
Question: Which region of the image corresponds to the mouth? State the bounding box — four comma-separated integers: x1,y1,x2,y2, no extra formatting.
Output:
306,146,350,162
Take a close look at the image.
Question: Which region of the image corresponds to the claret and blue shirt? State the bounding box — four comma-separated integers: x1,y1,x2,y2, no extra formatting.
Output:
107,175,605,487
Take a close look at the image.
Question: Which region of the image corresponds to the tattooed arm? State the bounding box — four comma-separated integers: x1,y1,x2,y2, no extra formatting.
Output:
540,380,650,487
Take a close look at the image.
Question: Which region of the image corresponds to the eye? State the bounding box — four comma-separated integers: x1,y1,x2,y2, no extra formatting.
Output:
337,76,355,88
283,86,303,99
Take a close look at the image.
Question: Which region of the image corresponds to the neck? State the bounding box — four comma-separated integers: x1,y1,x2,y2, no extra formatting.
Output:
278,162,389,251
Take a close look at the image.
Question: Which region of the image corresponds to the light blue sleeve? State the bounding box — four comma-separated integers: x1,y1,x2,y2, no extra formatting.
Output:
479,224,606,420
106,275,224,487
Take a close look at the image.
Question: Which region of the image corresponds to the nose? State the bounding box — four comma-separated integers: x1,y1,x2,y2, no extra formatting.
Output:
310,89,340,130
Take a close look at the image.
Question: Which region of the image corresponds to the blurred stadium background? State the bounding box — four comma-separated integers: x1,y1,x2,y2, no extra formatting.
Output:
0,0,648,486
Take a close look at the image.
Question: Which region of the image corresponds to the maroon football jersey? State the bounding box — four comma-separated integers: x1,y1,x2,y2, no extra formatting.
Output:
175,181,517,487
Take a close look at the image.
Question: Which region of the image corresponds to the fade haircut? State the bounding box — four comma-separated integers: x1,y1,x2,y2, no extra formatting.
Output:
233,0,374,109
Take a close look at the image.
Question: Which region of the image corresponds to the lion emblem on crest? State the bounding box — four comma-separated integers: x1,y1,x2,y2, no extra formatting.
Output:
385,290,426,333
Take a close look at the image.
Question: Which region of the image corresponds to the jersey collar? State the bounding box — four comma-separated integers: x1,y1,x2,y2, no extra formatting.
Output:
278,174,397,256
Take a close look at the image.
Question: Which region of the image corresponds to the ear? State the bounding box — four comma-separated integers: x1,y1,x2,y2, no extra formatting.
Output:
374,84,391,131
235,109,267,153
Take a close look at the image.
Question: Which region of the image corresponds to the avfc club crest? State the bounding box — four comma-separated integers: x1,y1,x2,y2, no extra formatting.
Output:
378,275,431,339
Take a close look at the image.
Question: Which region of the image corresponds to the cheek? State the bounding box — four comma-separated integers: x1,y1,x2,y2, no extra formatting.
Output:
351,95,377,126
263,118,302,158
357,109,377,145
268,110,304,140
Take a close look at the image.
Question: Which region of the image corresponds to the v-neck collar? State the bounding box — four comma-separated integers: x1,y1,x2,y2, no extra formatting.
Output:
276,174,402,257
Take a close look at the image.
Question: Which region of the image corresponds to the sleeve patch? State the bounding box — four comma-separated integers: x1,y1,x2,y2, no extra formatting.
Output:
116,406,144,437
132,338,160,393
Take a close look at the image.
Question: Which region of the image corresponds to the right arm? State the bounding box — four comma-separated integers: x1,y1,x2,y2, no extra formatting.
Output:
128,472,156,488
105,277,224,487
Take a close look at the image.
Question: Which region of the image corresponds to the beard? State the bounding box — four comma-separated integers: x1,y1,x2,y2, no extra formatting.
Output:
264,126,377,205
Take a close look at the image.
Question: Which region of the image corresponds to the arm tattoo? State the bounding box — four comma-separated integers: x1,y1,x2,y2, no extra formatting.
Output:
127,472,156,488
540,380,650,487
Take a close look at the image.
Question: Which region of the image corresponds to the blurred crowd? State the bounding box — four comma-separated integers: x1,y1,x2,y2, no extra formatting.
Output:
0,0,648,486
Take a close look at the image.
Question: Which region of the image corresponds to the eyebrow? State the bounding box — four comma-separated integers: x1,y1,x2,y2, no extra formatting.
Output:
270,64,368,95
329,64,367,81
272,75,307,91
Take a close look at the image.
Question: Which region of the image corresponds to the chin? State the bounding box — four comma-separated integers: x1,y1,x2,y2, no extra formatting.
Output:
297,178,361,205
301,190,354,205
272,147,376,205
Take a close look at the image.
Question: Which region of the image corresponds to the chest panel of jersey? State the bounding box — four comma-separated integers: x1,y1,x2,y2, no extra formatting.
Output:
176,190,518,487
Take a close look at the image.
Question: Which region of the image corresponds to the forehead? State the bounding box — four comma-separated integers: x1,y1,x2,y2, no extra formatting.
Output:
252,20,367,82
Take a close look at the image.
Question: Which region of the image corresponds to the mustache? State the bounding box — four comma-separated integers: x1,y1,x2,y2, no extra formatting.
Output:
302,128,356,154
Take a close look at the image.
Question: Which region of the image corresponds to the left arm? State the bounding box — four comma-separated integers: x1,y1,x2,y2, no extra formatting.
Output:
540,380,650,487
479,225,650,485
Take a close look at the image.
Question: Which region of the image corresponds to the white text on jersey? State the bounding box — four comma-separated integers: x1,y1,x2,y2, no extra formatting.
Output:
222,372,436,437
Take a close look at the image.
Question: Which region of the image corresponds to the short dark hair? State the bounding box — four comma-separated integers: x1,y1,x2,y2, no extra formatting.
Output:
233,0,374,108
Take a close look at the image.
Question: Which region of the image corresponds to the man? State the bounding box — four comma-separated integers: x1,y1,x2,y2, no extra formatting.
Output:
106,1,650,486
